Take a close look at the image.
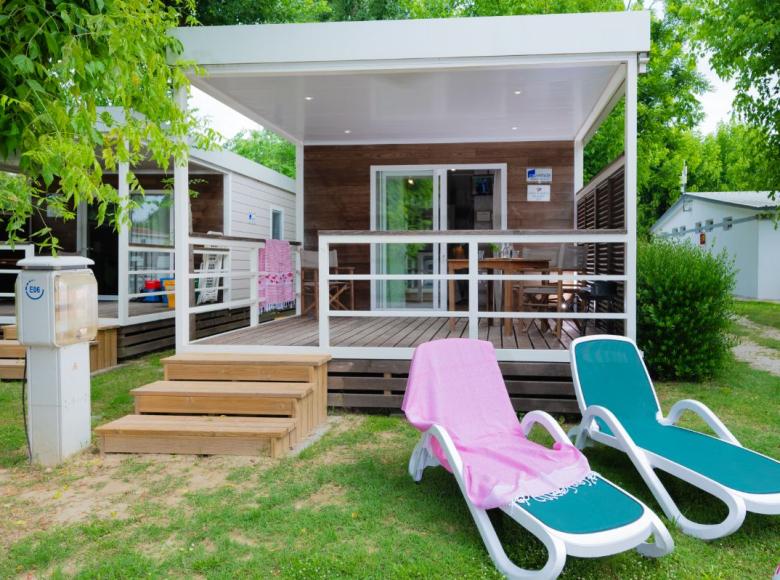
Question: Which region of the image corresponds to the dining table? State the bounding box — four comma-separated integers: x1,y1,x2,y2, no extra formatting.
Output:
447,257,551,334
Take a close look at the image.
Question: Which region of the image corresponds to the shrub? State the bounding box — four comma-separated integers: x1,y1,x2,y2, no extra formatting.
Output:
637,239,736,380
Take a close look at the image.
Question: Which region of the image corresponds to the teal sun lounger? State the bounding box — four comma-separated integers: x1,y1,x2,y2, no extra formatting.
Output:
569,335,780,540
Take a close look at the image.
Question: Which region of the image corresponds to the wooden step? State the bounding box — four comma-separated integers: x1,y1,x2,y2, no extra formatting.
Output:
162,353,331,425
131,381,316,437
0,359,25,380
95,415,297,458
2,325,17,340
162,353,330,382
0,340,25,359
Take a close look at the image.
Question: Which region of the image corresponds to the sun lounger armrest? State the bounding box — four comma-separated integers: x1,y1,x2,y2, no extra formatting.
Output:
424,424,465,476
662,399,741,446
520,411,574,448
579,405,640,451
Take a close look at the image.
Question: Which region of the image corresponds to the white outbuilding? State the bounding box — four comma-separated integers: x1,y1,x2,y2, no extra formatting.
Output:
651,191,780,300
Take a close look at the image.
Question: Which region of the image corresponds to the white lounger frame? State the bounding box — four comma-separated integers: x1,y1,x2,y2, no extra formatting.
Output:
569,335,780,541
408,410,673,579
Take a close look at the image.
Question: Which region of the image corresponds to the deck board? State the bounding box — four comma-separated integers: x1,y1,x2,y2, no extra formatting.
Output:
196,315,586,350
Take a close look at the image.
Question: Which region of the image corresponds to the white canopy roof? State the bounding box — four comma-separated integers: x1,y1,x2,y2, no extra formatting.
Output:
173,11,650,145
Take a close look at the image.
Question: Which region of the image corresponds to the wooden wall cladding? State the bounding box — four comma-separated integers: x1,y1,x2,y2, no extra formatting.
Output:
304,142,574,307
327,359,578,414
576,156,626,334
90,326,118,372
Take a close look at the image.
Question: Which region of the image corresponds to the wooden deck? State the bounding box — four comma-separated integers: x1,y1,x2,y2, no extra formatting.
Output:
0,300,171,319
196,315,590,350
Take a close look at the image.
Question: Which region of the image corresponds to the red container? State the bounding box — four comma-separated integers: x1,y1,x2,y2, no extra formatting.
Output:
143,279,162,302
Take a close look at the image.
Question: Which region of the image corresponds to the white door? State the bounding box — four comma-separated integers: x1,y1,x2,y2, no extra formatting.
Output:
372,169,441,310
371,164,506,311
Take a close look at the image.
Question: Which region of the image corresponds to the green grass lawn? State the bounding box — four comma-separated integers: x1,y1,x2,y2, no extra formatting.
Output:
0,333,778,578
735,299,780,331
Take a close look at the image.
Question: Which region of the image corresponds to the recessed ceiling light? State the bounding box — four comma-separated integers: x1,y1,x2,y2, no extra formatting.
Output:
513,90,523,95
344,129,352,134
304,96,314,101
407,178,415,185
512,126,518,131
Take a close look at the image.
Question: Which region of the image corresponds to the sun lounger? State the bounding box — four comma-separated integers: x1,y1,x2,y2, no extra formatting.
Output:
569,335,780,540
404,338,673,579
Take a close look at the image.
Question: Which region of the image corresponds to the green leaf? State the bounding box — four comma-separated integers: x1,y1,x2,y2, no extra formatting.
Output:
12,54,34,74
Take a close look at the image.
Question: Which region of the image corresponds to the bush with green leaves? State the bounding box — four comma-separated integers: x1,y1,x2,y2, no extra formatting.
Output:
637,239,736,380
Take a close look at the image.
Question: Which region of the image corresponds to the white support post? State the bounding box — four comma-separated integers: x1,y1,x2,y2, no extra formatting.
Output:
224,248,232,310
222,172,232,236
250,245,260,327
174,88,191,351
295,142,304,244
468,241,478,339
295,141,304,316
624,56,638,341
117,162,130,326
294,246,302,316
318,238,330,349
574,139,584,195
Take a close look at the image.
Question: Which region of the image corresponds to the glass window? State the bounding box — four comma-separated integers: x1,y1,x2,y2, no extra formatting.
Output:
271,208,283,240
130,191,173,246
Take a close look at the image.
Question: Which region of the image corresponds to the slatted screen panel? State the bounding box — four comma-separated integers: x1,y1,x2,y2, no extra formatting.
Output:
576,157,626,333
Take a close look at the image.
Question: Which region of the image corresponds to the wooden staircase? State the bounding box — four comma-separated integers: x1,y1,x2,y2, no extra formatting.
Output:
96,353,331,458
0,325,25,380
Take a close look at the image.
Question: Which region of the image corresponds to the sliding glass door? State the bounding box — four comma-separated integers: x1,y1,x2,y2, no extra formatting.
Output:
373,169,439,309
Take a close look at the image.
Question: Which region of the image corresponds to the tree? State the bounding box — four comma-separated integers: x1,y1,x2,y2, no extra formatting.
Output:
225,130,297,179
678,0,779,196
685,122,778,193
464,0,623,16
193,0,331,25
0,0,216,250
586,5,709,233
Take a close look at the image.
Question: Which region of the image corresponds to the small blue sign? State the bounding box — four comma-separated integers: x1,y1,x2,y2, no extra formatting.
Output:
25,279,44,301
526,167,553,183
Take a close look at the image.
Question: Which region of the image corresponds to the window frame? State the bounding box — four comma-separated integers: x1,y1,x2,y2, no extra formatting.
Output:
269,206,285,241
129,189,174,247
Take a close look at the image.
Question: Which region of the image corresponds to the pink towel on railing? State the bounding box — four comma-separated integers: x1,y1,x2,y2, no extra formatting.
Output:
403,338,592,509
259,239,295,312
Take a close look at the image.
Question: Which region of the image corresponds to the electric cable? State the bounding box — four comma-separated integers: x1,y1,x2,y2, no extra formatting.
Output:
21,351,31,463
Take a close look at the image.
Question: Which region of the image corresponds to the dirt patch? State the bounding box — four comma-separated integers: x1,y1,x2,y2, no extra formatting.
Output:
732,339,780,376
0,450,276,550
327,414,364,437
229,532,258,547
737,316,780,341
307,445,357,467
294,483,348,511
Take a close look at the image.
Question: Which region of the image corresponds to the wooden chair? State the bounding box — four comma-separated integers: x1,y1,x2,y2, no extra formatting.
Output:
301,250,355,317
515,246,584,338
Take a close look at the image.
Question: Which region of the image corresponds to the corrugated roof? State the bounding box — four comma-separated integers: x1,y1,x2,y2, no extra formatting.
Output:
686,191,779,209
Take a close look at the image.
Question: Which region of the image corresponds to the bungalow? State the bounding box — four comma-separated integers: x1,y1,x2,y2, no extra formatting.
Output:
651,191,780,300
0,147,298,361
165,11,649,412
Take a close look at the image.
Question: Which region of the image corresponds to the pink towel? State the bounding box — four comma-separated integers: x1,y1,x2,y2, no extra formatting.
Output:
259,239,295,312
403,338,592,509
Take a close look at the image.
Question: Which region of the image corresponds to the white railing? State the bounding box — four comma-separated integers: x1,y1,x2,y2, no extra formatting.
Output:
0,244,35,324
120,244,177,325
187,235,265,325
317,230,631,362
